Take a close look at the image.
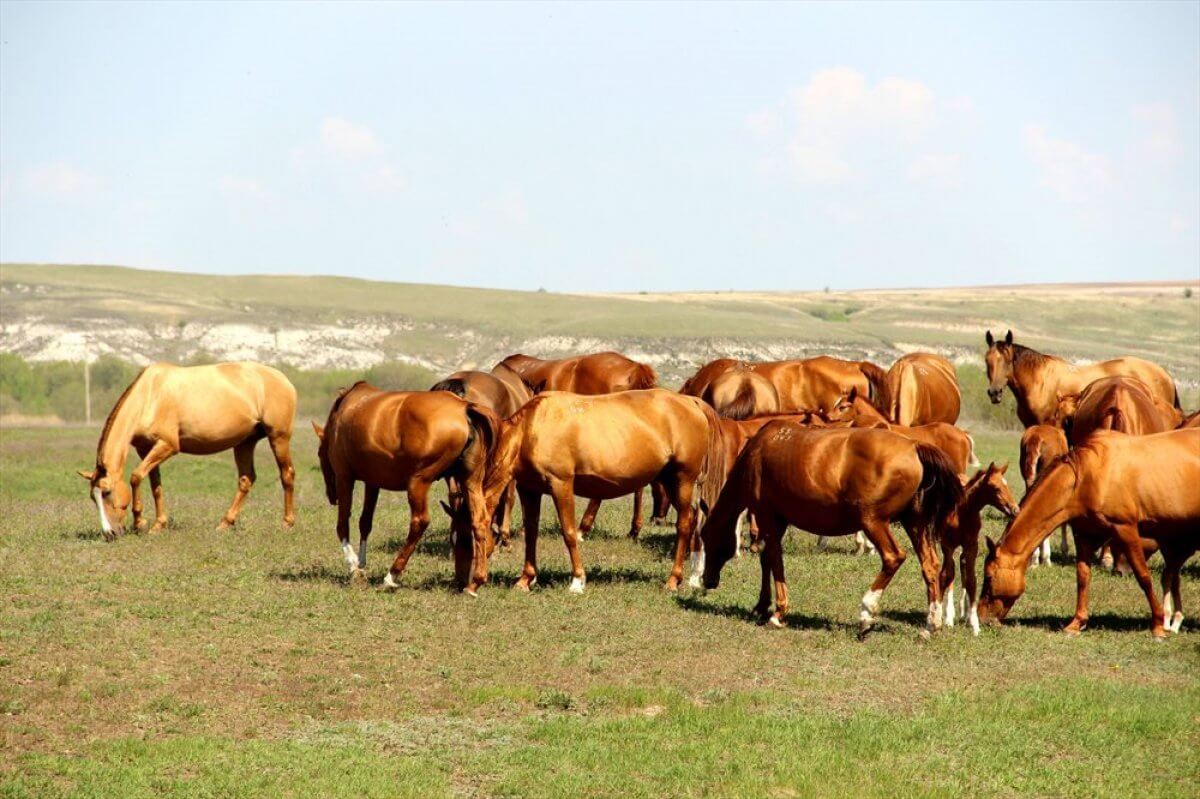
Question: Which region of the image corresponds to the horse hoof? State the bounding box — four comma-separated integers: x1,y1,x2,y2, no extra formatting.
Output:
382,572,399,590
216,520,234,531
148,523,167,534
857,625,874,641
350,569,369,587
1062,626,1082,637
767,616,785,629
663,579,680,593
464,586,479,598
568,577,586,594
918,628,932,641
1151,629,1167,642
282,519,295,530
687,575,703,590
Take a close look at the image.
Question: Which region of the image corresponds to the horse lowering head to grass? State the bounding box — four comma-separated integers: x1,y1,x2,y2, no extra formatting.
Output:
700,423,963,636
478,389,726,593
979,429,1200,638
314,382,499,594
78,362,297,540
983,330,1178,427
1051,375,1183,446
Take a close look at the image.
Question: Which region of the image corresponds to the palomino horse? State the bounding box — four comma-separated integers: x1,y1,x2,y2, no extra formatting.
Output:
430,363,533,546
478,389,725,593
700,424,963,635
1052,375,1183,446
77,362,297,539
983,330,1178,427
979,429,1200,638
497,351,658,537
1018,424,1069,565
702,365,780,420
878,352,960,425
314,383,497,593
936,463,1020,635
682,356,887,415
825,388,976,474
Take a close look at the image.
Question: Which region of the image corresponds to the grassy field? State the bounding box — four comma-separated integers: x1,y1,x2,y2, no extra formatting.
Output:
2,425,1197,798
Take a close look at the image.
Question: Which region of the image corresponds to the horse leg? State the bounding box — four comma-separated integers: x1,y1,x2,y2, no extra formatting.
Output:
961,538,981,634
906,522,945,634
858,518,906,637
664,476,695,591
383,480,432,589
1099,542,1115,572
938,541,957,630
147,467,168,531
752,544,773,622
267,430,296,529
1160,545,1184,633
495,481,517,549
515,487,542,591
335,477,357,574
127,439,177,536
1064,535,1096,635
218,439,258,529
650,481,670,525
549,479,586,593
131,442,151,531
1109,524,1167,639
351,484,378,585
629,486,644,539
760,515,788,628
578,498,601,536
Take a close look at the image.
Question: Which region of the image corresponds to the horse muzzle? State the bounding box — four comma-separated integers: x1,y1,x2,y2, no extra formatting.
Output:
986,388,1003,404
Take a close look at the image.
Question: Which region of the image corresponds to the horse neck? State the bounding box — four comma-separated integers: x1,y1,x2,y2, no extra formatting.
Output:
96,383,145,477
1012,350,1067,423
853,398,888,423
1000,464,1077,561
482,414,526,508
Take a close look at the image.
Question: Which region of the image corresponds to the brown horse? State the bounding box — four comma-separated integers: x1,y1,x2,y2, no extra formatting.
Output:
825,388,976,474
979,429,1200,638
878,352,961,425
431,364,533,546
77,362,297,539
314,383,497,593
1018,424,1070,565
984,330,1178,427
936,463,1020,634
1181,410,1200,429
1052,376,1183,445
703,366,781,420
479,389,725,592
682,356,886,415
700,424,963,635
498,351,658,537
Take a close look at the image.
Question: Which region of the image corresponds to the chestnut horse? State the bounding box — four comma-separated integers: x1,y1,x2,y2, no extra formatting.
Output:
936,463,1020,634
984,330,1178,427
979,429,1200,638
314,383,497,593
479,389,725,593
431,363,532,546
1181,410,1200,429
1018,424,1069,565
703,366,781,420
497,351,658,537
825,388,976,474
77,362,296,539
879,352,961,425
1052,376,1183,446
700,424,963,635
682,356,887,415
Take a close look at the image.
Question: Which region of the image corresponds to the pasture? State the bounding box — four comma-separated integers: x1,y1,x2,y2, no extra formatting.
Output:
2,424,1197,798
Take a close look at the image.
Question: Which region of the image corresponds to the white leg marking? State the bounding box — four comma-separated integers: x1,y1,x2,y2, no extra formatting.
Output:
958,587,967,620
927,600,943,631
383,571,399,589
341,542,358,572
943,587,955,628
358,539,368,569
1169,612,1183,633
93,488,113,536
969,602,980,636
733,512,745,559
568,575,586,594
688,550,706,589
859,588,882,624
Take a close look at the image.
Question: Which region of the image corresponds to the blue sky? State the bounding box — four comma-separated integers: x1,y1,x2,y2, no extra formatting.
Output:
1,1,1197,291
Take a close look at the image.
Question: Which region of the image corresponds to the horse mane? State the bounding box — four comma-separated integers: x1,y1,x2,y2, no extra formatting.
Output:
431,377,468,397
1009,343,1059,374
857,361,889,414
324,381,370,427
95,367,148,469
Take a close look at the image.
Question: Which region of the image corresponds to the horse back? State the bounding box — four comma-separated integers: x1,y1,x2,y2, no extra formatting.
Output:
1075,430,1200,526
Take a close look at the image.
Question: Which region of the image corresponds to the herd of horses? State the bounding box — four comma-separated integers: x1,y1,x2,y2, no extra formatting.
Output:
78,332,1199,639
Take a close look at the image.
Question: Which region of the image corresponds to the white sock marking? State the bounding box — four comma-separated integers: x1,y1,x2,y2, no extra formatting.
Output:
568,576,586,594
969,603,980,636
859,588,882,623
943,587,955,627
341,542,358,572
733,512,744,558
383,571,399,589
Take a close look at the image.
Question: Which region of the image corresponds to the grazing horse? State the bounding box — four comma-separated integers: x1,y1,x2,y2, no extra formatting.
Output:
936,463,1020,634
498,351,658,538
478,389,726,592
1018,424,1070,565
77,362,297,539
702,366,781,420
700,424,963,635
682,356,887,415
431,364,533,546
979,429,1200,638
1052,376,1183,446
875,352,961,425
983,330,1178,427
314,383,497,593
825,387,976,474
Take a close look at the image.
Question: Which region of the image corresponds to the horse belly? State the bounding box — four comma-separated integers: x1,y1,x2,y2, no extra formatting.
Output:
573,473,652,500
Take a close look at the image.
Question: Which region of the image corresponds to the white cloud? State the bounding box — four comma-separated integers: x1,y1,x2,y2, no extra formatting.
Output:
1022,124,1113,203
359,165,405,195
907,152,963,187
1169,213,1192,233
753,68,965,184
219,175,274,204
1129,102,1182,166
320,117,383,158
21,162,99,199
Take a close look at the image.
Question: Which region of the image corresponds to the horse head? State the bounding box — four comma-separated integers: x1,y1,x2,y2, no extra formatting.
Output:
984,329,1015,403
77,464,131,540
978,534,1025,624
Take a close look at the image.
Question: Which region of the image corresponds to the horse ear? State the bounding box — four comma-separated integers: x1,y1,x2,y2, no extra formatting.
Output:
847,386,858,402
531,380,547,395
698,498,710,516
986,461,996,472
1004,330,1013,345
985,330,994,347
311,420,324,440
77,469,96,481
998,462,1009,475
440,500,453,517
985,536,997,556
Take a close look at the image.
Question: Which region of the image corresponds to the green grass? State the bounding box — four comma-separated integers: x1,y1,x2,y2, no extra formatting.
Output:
2,426,1197,797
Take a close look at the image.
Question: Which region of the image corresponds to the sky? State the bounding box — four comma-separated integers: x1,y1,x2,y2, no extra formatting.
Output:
1,1,1197,292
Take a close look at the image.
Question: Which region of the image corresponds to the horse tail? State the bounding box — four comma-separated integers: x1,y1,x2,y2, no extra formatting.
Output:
858,361,890,415
462,404,500,474
319,381,370,506
1099,404,1127,433
431,377,468,397
965,432,980,468
696,401,728,517
716,380,758,420
911,442,965,535
629,361,658,390
1173,383,1181,410
699,429,754,575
